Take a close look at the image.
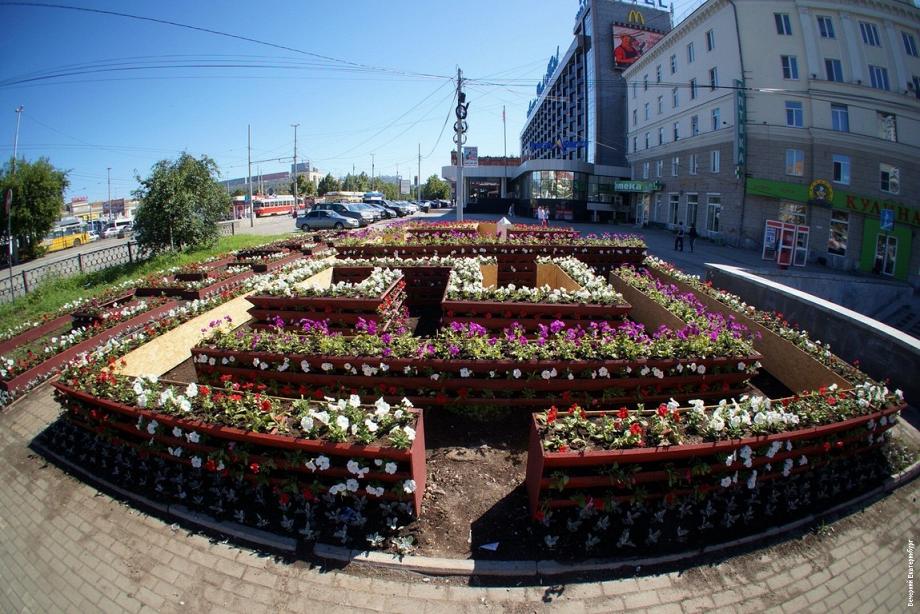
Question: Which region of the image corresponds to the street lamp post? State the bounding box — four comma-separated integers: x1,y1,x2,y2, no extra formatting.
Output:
107,167,112,222
7,105,23,295
291,123,299,213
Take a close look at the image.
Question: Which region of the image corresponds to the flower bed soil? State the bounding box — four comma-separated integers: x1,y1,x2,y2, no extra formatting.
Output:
173,257,237,281
70,290,138,322
0,299,181,393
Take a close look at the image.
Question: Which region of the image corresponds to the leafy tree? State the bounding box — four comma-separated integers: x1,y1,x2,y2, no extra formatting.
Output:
381,182,400,200
0,157,69,261
422,174,451,200
231,188,246,197
290,174,315,197
317,173,340,196
132,153,229,253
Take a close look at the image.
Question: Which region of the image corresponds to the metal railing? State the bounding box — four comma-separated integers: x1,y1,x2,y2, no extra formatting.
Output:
0,220,238,304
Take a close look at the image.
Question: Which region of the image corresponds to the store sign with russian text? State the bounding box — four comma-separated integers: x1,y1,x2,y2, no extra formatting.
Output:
614,180,661,192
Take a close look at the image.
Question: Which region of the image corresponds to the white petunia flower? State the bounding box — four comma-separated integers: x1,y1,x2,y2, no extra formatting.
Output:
402,479,416,494
385,462,397,475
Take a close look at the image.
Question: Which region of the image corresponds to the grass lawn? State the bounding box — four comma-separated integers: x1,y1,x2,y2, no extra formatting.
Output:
0,233,294,332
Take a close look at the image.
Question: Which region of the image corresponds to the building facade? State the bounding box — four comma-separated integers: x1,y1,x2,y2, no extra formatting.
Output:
625,0,920,285
516,0,672,221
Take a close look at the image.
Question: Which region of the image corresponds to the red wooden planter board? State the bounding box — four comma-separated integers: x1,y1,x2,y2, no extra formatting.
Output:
53,381,427,514
0,314,73,355
136,270,253,300
0,299,180,393
524,403,904,516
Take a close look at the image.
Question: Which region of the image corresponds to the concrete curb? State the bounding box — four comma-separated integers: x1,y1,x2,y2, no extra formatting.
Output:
313,457,920,577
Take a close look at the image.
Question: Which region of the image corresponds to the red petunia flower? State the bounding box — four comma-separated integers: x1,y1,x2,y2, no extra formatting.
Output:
630,422,643,435
618,407,629,419
260,399,272,413
249,462,260,474
657,403,668,417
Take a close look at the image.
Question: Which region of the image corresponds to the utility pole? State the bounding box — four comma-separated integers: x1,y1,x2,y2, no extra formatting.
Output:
291,123,300,211
503,104,508,201
107,167,112,222
396,162,399,198
417,142,421,203
453,67,468,221
371,153,375,191
248,124,254,227
6,105,23,291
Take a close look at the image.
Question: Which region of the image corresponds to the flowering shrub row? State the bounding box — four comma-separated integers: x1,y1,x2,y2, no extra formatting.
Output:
537,382,903,452
643,257,867,384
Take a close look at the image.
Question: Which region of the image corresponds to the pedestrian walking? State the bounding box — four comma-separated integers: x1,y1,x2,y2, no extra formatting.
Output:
508,202,515,217
688,224,698,253
674,222,685,251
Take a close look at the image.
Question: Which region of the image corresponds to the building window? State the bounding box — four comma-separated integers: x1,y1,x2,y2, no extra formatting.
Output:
711,107,721,131
658,126,664,145
817,15,835,39
860,21,881,47
828,211,848,256
632,136,637,152
904,32,919,57
690,78,698,99
686,193,699,226
878,112,897,142
690,115,699,136
689,153,699,175
913,75,920,99
644,102,650,120
642,161,650,179
785,101,803,127
670,54,677,74
775,13,792,35
785,149,804,176
868,65,890,91
880,163,900,194
832,154,850,185
645,132,650,149
711,150,720,173
632,82,637,99
782,55,799,80
706,29,715,51
825,59,843,82
655,159,663,177
656,65,662,83
831,104,849,132
657,95,663,114
673,121,680,140
672,87,679,108
709,67,718,90
669,193,680,225
643,74,649,91
687,42,695,63
706,195,721,233
779,202,807,225
671,156,679,177
632,109,637,126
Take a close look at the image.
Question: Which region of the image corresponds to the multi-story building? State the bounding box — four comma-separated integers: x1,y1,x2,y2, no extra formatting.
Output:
515,0,672,221
625,0,920,285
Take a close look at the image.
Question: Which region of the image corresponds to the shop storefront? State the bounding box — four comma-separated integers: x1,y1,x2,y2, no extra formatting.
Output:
747,177,917,281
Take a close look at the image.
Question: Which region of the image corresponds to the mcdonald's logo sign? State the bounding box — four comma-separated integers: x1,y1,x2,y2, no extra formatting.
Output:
627,10,645,25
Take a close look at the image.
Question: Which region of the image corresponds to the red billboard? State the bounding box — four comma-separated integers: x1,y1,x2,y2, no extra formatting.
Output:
613,25,663,68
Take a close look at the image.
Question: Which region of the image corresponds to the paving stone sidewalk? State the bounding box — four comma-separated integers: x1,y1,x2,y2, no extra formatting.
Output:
1,386,915,614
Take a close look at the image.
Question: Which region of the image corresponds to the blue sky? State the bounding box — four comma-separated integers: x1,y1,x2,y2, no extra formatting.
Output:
0,0,702,202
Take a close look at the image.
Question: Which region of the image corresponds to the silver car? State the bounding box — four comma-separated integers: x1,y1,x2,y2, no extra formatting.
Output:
296,210,360,230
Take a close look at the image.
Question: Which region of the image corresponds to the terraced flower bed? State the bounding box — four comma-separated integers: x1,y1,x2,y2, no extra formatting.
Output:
48,363,426,546
442,257,630,331
0,297,180,393
192,319,761,410
247,267,406,332
525,384,904,551
506,224,579,241
233,250,303,273
135,267,254,300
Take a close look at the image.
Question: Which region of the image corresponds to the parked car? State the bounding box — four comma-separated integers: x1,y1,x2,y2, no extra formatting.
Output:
363,202,395,219
102,219,132,239
351,202,382,222
365,198,405,217
296,210,360,231
117,224,134,239
416,201,430,213
313,202,371,227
